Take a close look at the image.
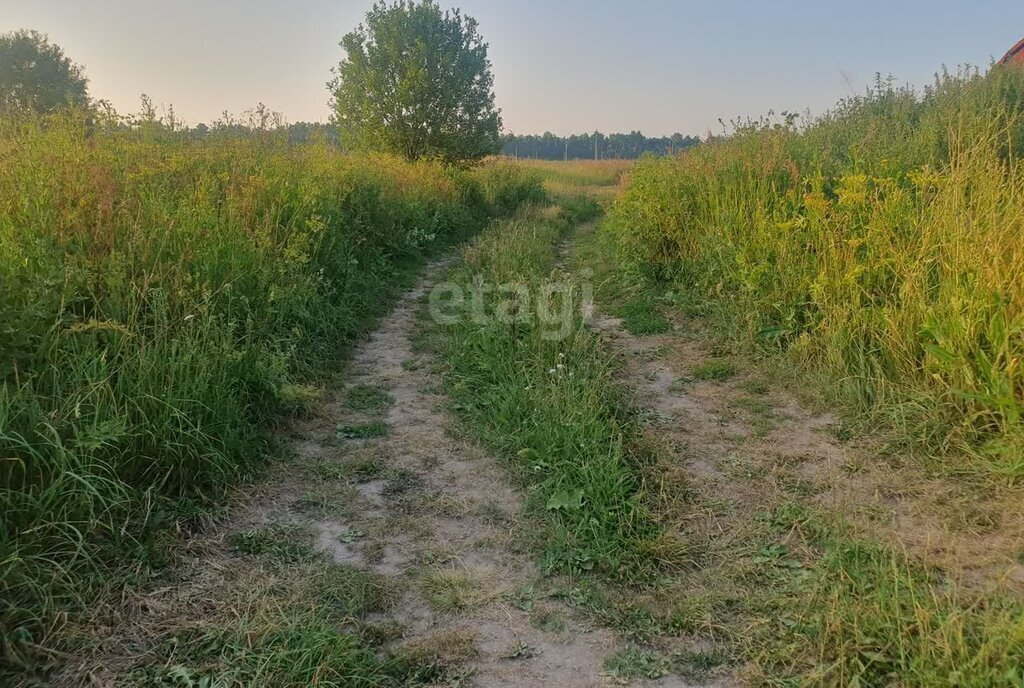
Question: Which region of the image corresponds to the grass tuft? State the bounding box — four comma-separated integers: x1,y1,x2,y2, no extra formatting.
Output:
690,359,736,381
229,524,317,564
603,647,669,679
617,298,672,335
336,421,388,440
345,384,394,411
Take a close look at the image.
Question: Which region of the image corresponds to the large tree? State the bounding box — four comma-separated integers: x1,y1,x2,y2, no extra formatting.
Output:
330,1,502,164
0,30,89,114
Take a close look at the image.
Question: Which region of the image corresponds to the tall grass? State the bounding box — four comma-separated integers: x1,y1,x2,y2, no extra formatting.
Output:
609,68,1024,479
0,110,541,675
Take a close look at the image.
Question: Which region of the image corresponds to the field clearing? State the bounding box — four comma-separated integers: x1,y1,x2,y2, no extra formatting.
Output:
500,157,634,201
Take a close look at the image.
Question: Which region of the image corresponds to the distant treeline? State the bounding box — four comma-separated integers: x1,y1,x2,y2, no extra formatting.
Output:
501,131,700,160
94,99,699,158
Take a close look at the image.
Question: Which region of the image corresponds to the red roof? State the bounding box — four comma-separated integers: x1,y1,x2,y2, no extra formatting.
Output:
1000,37,1024,66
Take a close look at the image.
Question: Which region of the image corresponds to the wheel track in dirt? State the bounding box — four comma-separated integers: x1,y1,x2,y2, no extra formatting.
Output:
62,257,712,688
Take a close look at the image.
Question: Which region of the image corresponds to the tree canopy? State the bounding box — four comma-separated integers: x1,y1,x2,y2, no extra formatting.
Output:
0,30,89,114
329,0,502,164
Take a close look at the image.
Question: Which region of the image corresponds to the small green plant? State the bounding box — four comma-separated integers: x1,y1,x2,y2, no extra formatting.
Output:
741,379,770,395
229,524,316,564
616,298,672,335
316,564,396,618
382,468,423,496
336,421,388,439
691,359,736,381
337,528,366,544
668,376,693,394
530,608,567,634
313,456,385,481
420,569,489,613
735,397,773,417
503,642,539,660
345,384,394,411
603,647,669,679
504,585,536,612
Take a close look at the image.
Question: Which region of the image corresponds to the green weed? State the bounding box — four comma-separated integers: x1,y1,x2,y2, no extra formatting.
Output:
336,421,388,439
603,647,669,679
382,468,423,496
229,524,317,564
345,384,394,411
690,359,736,381
530,608,567,634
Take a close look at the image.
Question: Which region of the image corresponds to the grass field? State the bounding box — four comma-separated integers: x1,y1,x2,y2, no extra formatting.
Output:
609,68,1024,482
505,158,634,201
429,151,1024,685
0,111,542,677
5,63,1024,688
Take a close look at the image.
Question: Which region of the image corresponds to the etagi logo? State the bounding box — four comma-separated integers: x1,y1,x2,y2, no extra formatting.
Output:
428,269,594,341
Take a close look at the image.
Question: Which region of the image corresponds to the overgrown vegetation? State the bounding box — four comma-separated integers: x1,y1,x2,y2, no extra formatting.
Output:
575,219,1024,687
0,109,541,678
433,203,674,578
610,68,1024,480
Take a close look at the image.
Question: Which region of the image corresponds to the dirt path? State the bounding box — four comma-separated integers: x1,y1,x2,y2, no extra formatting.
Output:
275,261,643,687
587,304,1024,609
58,223,1022,687
64,259,708,687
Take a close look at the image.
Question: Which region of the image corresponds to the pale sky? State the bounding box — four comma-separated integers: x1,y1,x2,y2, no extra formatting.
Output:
2,1,1023,136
